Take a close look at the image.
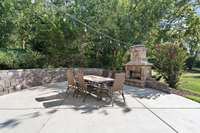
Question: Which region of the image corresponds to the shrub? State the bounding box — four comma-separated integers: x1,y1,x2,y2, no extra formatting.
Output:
152,42,187,88
0,49,45,69
185,56,196,70
194,59,200,68
0,49,17,69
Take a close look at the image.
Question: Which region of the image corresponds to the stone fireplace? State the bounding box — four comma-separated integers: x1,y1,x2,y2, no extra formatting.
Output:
125,45,152,87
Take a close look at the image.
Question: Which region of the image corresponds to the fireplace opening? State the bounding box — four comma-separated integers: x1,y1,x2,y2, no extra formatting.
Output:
130,71,133,79
129,70,141,80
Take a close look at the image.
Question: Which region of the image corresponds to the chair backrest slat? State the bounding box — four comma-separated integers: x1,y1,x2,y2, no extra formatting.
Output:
112,73,125,92
66,69,75,86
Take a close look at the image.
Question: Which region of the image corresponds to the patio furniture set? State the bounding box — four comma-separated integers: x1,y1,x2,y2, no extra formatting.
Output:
66,68,126,106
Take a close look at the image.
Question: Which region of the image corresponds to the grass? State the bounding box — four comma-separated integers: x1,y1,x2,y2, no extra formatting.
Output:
185,95,200,103
179,70,200,95
152,68,200,103
192,67,200,72
179,68,200,103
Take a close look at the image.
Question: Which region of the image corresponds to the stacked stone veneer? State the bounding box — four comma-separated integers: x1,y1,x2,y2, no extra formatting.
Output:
145,80,171,94
0,68,103,95
0,68,171,96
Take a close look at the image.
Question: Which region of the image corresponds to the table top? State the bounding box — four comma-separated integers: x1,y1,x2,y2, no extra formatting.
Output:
84,75,114,83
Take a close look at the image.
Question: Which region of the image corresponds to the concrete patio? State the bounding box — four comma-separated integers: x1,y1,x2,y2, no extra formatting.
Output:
0,82,200,133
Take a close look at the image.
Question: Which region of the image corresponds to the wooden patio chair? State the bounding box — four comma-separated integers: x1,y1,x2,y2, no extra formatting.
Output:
102,70,115,78
97,73,126,106
66,68,78,97
76,69,87,91
102,70,109,77
76,69,95,102
110,73,126,106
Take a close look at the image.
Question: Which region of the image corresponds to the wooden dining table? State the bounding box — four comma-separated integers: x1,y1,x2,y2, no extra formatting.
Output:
83,75,114,99
83,75,114,84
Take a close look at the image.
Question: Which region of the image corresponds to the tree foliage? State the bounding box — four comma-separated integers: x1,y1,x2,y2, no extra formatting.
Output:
0,0,199,70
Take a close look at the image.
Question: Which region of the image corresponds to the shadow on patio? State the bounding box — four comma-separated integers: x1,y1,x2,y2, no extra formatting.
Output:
0,110,57,129
34,83,168,115
35,90,132,114
124,85,166,100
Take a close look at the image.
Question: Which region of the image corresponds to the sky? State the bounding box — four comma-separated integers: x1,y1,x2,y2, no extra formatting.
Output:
196,7,200,15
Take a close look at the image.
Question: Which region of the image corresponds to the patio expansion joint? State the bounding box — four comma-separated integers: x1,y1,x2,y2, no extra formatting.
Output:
133,97,179,133
0,106,200,111
37,113,54,133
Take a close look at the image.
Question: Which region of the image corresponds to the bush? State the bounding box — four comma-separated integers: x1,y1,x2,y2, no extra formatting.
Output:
0,49,19,69
152,42,187,88
0,49,45,69
16,50,46,69
185,56,196,70
194,59,200,68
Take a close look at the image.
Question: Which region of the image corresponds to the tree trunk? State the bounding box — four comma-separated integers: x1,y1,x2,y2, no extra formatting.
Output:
22,40,26,49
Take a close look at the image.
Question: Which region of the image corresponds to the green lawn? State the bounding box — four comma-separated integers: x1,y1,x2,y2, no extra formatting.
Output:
179,69,200,103
185,95,200,103
153,69,200,102
179,71,200,95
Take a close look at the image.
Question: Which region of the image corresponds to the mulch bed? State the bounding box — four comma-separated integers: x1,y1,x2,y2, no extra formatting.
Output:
171,88,200,97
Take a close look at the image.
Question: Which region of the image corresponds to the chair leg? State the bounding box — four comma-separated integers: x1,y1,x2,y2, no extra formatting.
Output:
72,90,75,97
76,89,81,98
73,89,78,98
96,89,102,101
66,86,70,95
111,92,114,107
83,92,88,102
122,92,126,103
111,97,114,106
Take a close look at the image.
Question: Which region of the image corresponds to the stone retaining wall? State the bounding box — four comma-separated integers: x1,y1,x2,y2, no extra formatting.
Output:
0,68,103,95
0,68,171,95
145,80,171,93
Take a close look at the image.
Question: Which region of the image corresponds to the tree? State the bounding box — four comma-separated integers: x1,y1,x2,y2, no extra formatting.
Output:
0,0,199,70
0,0,14,48
147,0,200,70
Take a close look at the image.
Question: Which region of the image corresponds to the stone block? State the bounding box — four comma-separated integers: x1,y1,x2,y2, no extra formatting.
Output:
145,80,171,93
